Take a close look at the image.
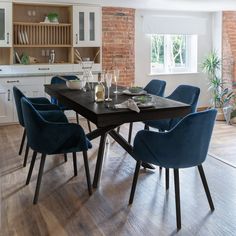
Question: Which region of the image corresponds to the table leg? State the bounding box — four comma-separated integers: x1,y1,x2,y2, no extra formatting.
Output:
109,130,155,170
93,133,108,188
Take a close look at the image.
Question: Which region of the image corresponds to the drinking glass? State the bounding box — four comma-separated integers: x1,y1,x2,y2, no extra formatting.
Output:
113,69,120,94
105,72,112,102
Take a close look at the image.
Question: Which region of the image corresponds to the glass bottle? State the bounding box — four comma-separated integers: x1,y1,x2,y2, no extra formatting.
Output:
95,73,105,102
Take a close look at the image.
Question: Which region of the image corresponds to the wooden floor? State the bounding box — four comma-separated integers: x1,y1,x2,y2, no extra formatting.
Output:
209,121,236,167
0,120,236,236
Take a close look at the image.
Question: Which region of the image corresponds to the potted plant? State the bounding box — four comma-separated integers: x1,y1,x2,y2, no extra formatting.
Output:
47,12,59,23
201,51,234,120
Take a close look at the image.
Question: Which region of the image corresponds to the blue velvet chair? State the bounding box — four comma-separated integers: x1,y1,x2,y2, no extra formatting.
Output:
21,97,93,204
129,109,217,229
127,79,167,143
144,85,200,132
13,86,64,167
144,85,200,179
51,75,92,132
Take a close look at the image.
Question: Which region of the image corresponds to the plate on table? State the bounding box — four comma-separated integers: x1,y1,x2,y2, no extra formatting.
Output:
132,95,152,103
122,87,147,96
137,102,155,108
132,95,155,108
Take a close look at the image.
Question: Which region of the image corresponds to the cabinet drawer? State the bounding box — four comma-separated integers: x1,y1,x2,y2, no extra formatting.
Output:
73,63,101,73
0,66,12,75
10,64,74,75
0,76,45,86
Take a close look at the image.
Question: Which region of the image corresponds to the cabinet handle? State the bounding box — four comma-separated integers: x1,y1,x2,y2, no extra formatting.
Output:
8,89,10,101
7,80,19,83
6,33,9,44
38,68,50,71
76,34,78,44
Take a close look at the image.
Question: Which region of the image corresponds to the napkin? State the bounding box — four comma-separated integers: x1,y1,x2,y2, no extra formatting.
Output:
115,99,140,113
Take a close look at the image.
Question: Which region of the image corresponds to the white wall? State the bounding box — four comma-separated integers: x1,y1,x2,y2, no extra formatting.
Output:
135,10,214,107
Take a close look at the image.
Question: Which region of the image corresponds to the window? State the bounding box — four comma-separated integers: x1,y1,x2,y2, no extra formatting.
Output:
151,34,197,74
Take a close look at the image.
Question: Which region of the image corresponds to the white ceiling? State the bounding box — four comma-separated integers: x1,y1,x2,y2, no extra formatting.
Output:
100,0,236,11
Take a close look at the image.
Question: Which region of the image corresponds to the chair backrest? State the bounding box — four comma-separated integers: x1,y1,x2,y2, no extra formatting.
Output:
134,109,217,168
50,75,78,107
167,85,200,128
168,85,200,113
21,97,46,152
144,79,166,97
167,109,217,168
13,86,26,126
21,97,89,154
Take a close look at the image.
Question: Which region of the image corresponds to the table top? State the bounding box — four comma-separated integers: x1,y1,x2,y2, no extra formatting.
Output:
45,84,191,127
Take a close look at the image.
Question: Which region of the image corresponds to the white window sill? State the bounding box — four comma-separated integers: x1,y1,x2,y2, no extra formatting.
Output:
148,71,199,76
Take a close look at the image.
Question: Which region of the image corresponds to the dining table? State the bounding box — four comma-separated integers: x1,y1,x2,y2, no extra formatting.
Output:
45,83,191,188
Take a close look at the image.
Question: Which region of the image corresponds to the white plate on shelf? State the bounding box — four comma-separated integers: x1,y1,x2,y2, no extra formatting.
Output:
122,89,147,96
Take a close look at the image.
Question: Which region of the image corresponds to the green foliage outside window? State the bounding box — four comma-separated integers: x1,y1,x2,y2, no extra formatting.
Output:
151,34,187,69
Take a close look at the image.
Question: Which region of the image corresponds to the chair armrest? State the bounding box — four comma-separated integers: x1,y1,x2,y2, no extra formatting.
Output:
39,110,68,123
32,103,60,111
28,97,51,104
40,122,90,153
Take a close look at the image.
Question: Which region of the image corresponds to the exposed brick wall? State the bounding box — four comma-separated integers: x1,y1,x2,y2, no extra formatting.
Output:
102,7,135,87
222,12,236,89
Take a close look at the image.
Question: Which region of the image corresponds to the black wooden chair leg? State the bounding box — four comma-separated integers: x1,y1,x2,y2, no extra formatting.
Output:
83,151,92,195
128,122,133,144
173,169,181,229
144,124,149,130
76,113,79,124
198,165,215,211
87,120,92,132
26,151,37,185
23,143,29,167
64,154,68,162
19,129,26,155
129,160,142,204
33,154,46,204
166,168,169,190
72,152,77,176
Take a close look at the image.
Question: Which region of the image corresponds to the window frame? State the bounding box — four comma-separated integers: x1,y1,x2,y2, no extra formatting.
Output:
150,34,197,75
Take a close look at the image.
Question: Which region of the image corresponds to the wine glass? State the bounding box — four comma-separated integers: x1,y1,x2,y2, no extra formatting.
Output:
113,69,120,94
105,72,112,102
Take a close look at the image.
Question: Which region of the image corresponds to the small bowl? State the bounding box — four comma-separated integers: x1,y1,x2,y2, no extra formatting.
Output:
66,80,86,90
129,86,143,93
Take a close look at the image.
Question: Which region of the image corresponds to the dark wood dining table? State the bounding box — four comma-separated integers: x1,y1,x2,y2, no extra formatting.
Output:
45,83,191,188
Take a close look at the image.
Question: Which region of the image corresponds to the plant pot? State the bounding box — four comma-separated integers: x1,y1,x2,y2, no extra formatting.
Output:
216,107,225,121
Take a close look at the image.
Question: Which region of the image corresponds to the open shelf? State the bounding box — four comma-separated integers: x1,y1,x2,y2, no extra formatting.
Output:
13,23,72,46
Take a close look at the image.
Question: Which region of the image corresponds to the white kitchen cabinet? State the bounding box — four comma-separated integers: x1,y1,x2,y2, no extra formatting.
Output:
0,76,46,123
73,5,101,47
0,82,13,123
0,2,12,47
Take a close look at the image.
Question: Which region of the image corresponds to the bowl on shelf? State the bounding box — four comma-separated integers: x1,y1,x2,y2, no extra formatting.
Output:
66,79,86,90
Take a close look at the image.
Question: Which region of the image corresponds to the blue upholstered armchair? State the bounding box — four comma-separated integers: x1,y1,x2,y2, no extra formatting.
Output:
51,75,92,132
127,79,167,143
143,84,200,178
21,97,92,204
13,86,63,167
144,85,200,131
129,109,217,229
